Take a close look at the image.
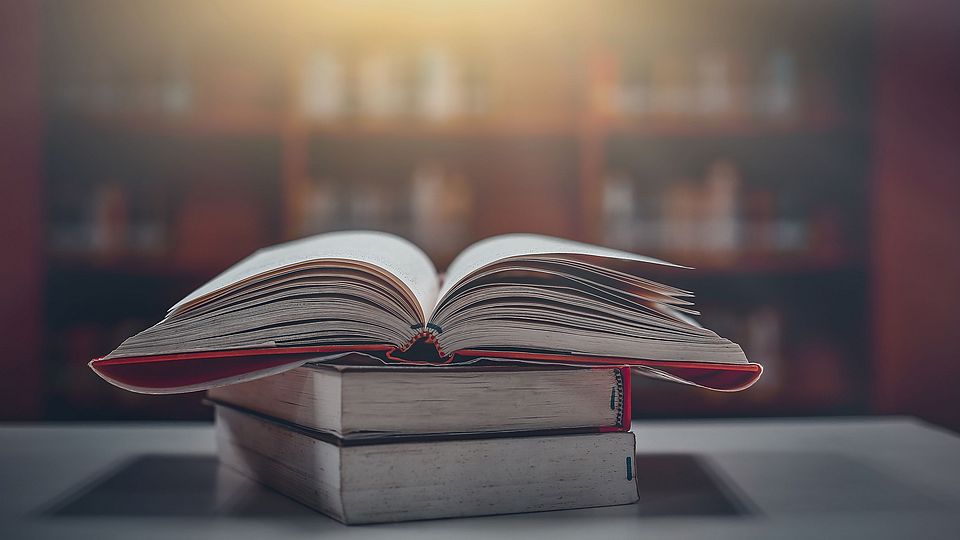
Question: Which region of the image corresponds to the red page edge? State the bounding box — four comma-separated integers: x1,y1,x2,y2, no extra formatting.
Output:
90,345,760,394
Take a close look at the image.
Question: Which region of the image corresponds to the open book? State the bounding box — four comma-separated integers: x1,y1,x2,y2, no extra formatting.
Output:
90,231,762,393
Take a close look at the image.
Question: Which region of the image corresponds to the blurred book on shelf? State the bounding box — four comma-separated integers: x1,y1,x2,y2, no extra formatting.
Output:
48,178,271,273
298,160,475,263
409,161,474,256
593,46,839,125
301,44,490,123
600,156,853,270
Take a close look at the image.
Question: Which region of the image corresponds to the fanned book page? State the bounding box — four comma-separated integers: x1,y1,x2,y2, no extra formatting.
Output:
91,231,762,394
170,231,439,322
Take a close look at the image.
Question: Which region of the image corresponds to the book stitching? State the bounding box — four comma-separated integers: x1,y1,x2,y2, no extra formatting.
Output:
613,368,625,427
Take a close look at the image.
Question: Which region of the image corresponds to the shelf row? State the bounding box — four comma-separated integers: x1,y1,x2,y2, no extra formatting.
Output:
60,111,851,139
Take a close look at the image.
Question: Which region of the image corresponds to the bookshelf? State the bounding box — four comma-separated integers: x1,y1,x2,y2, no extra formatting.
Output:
35,0,879,420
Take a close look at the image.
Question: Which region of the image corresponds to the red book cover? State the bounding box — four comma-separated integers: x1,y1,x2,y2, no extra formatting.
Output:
89,340,761,395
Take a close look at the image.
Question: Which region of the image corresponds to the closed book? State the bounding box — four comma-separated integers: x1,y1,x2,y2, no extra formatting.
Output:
207,362,631,439
214,404,640,524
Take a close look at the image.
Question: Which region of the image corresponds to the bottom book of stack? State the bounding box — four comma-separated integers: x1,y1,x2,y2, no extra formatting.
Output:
210,363,640,524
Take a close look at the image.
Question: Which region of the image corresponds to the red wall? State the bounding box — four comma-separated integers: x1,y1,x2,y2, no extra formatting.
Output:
0,0,43,419
872,0,960,429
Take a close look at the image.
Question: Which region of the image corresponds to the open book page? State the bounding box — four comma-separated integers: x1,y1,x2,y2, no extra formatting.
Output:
437,234,686,303
426,233,751,366
169,231,438,321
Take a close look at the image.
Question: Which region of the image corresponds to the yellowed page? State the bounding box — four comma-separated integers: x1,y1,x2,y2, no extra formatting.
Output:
170,231,437,321
438,233,685,303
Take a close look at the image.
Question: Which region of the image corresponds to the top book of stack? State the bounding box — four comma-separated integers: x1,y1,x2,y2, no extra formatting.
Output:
89,231,761,395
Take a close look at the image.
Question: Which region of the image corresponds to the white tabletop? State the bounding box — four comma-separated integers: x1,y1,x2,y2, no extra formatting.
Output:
2,417,959,539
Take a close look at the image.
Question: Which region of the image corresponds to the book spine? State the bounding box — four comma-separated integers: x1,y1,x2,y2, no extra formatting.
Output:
620,366,632,429
599,366,631,432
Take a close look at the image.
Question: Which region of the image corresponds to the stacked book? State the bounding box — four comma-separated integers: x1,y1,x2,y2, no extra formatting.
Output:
208,361,638,523
89,232,761,523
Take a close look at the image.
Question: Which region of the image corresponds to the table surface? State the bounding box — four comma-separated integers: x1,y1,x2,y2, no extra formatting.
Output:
1,417,959,540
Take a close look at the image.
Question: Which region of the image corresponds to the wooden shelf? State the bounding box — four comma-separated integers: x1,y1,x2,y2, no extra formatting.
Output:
634,254,862,277
48,253,223,280
48,249,859,281
59,111,838,140
61,113,583,139
308,117,579,138
60,111,283,136
603,113,848,138
60,112,850,140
